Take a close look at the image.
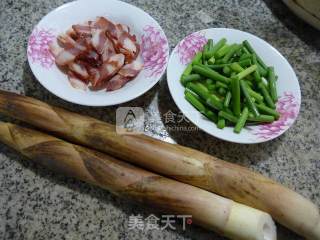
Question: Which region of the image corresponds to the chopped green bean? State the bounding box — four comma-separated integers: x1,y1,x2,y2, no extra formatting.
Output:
230,62,244,73
191,52,203,65
204,109,218,123
243,40,268,70
205,38,227,59
248,114,275,122
218,110,238,123
239,53,252,61
208,56,215,65
182,63,192,76
181,74,201,86
240,80,259,117
267,67,278,102
216,81,228,89
192,65,231,84
255,103,280,119
185,91,206,113
236,65,257,80
224,91,232,108
251,54,262,83
218,87,226,96
217,117,226,129
234,107,249,133
258,63,268,77
215,44,232,59
231,76,241,116
223,66,231,75
258,82,276,109
222,44,242,63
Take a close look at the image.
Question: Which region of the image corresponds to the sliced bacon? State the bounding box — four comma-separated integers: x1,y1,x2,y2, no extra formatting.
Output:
118,59,143,77
106,74,131,91
66,28,78,40
90,53,125,90
67,71,87,90
55,47,84,66
68,62,89,81
91,17,117,37
91,29,115,62
57,34,86,51
72,24,91,37
49,42,63,58
52,17,141,91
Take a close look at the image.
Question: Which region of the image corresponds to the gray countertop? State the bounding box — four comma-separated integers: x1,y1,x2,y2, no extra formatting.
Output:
0,0,320,239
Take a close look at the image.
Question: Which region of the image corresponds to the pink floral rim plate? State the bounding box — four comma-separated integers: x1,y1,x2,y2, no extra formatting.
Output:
27,0,169,106
167,28,301,144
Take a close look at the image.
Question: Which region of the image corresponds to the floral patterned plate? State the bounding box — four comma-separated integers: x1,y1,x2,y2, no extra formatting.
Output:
27,0,169,106
167,28,301,144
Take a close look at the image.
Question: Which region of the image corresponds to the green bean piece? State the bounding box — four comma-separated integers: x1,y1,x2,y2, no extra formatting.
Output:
236,65,257,80
242,46,250,54
211,38,227,54
267,67,278,102
234,107,249,133
192,65,231,84
224,91,232,108
251,54,262,83
207,84,216,91
207,59,251,70
239,53,252,61
258,63,268,77
215,44,232,59
223,66,231,75
182,63,193,76
206,79,213,85
230,62,244,73
231,77,241,116
204,109,218,123
258,82,276,109
208,56,215,65
185,91,206,113
238,59,252,67
187,82,209,99
242,81,264,102
255,103,280,119
206,94,224,110
216,81,228,89
245,79,253,88
222,44,242,63
181,74,201,86
218,110,238,123
248,114,275,122
202,43,209,63
243,40,268,70
217,117,226,129
187,82,223,110
230,72,237,77
207,39,214,51
191,52,203,65
240,80,259,117
205,38,227,59
218,87,226,96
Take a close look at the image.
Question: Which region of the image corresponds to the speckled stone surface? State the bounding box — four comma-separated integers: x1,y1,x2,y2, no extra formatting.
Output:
0,0,319,239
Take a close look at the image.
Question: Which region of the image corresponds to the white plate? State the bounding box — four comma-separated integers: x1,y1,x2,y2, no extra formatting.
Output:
27,0,169,106
167,28,301,144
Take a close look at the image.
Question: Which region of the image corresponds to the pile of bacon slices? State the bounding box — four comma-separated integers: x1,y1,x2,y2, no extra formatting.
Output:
49,17,143,91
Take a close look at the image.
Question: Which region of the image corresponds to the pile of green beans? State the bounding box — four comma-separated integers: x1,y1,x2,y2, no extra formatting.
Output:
181,38,280,133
